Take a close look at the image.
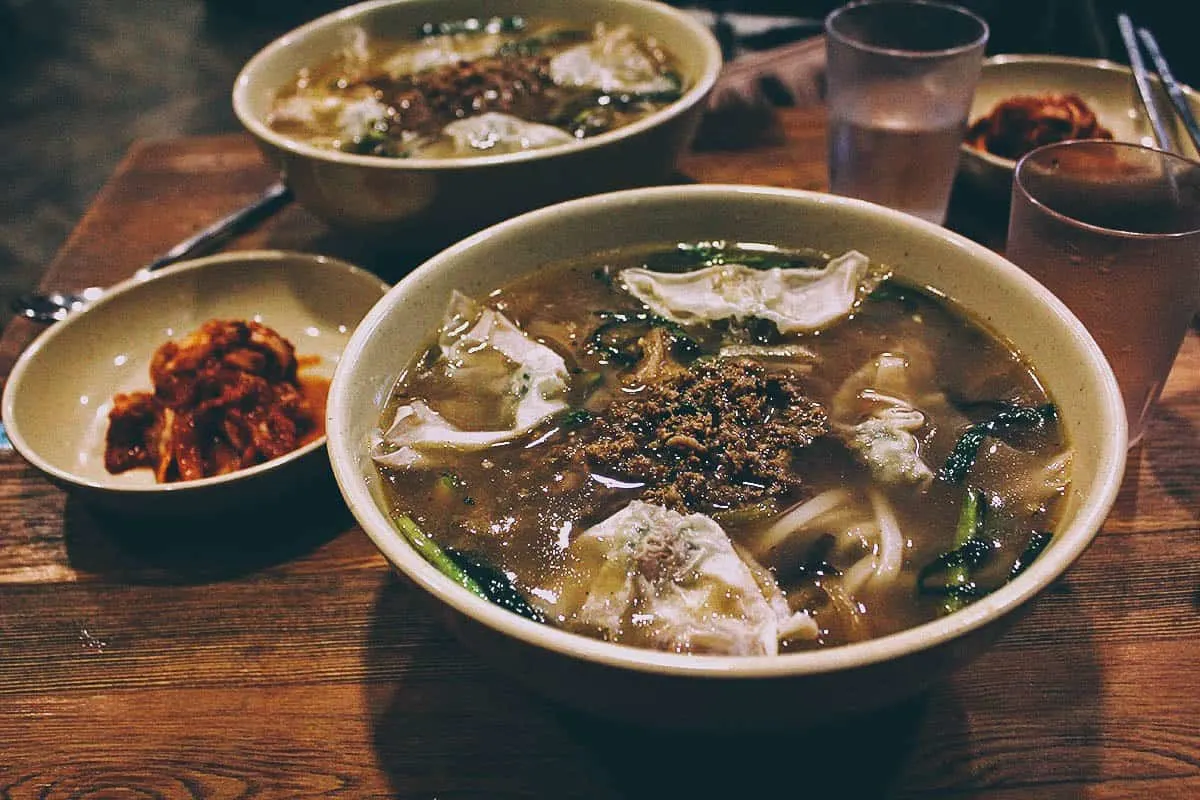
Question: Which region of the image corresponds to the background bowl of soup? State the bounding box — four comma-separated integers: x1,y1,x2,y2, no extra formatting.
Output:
326,185,1127,728
232,0,722,241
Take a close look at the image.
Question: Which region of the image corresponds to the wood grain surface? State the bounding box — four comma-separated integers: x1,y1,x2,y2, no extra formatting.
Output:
1,108,1197,799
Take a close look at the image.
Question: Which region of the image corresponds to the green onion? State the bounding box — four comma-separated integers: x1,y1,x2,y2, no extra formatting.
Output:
916,488,996,614
945,488,985,614
393,515,547,623
393,515,488,600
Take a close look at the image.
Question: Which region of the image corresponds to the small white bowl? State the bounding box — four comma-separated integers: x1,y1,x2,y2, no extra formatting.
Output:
232,0,723,238
960,54,1200,200
1,251,389,517
327,184,1128,728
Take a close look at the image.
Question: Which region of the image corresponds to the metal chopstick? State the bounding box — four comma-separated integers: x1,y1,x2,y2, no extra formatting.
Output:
1135,27,1200,155
1117,13,1178,153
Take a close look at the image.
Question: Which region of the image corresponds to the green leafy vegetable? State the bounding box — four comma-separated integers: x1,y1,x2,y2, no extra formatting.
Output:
393,516,546,623
445,548,547,623
945,488,987,614
419,15,528,37
938,403,1058,483
918,494,1057,613
867,280,918,311
340,128,407,158
439,472,465,489
1008,530,1054,579
712,500,779,527
588,310,699,365
495,27,590,57
562,408,593,428
641,241,827,273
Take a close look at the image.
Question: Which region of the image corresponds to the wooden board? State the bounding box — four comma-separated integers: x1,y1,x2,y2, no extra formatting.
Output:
1,108,1198,798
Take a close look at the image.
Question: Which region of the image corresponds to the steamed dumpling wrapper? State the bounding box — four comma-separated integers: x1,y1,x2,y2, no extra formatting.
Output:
549,24,679,96
550,501,817,655
618,250,877,334
427,112,575,157
830,351,951,486
380,31,511,77
373,292,569,468
268,27,374,134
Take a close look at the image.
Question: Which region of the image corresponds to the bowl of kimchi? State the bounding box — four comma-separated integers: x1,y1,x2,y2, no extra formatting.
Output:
1,251,389,517
959,54,1200,200
231,0,722,242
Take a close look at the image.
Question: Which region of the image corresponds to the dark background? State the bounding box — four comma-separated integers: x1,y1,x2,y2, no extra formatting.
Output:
0,0,1192,327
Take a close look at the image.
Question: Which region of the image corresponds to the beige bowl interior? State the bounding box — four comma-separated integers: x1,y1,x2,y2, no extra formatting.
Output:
2,251,389,513
960,54,1200,198
328,185,1127,690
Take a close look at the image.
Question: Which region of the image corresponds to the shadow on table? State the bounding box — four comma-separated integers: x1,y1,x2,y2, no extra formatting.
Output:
362,575,1028,799
59,475,352,585
255,173,706,290
1139,394,1200,524
894,600,1105,797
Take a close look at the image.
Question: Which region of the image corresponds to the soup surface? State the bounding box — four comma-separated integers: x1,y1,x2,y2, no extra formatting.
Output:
268,16,684,159
373,243,1072,655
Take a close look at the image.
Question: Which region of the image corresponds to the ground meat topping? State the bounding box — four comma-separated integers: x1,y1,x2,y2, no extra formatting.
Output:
365,54,555,139
583,357,829,514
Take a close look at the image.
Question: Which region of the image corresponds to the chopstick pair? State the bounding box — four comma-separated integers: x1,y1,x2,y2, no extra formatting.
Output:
1117,14,1200,155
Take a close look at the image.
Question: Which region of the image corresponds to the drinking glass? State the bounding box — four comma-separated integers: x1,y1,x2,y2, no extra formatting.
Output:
824,0,988,225
1007,139,1200,446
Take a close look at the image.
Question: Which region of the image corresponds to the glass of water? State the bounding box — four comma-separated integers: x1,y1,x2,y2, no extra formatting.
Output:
824,0,989,224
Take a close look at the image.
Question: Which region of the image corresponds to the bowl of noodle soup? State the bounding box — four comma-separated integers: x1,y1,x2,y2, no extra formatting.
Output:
327,185,1126,728
232,0,722,239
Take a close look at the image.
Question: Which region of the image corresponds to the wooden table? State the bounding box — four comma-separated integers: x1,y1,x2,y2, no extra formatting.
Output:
2,108,1197,799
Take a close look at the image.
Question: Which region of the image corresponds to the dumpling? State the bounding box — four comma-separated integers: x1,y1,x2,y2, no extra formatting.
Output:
551,501,816,655
380,32,510,77
549,24,678,96
337,96,389,142
618,250,876,334
830,352,943,486
427,112,575,156
373,292,569,468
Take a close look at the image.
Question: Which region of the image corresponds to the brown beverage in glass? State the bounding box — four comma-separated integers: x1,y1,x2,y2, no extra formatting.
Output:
1007,140,1200,445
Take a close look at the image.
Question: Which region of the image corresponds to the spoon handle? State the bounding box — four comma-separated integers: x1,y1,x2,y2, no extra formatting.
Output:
142,180,294,274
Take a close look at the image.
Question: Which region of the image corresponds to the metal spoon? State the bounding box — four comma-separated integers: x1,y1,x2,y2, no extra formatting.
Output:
11,180,294,324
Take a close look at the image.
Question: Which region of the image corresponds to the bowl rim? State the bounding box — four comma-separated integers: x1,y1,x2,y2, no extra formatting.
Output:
328,183,1128,679
960,52,1199,171
231,0,724,171
1,249,390,497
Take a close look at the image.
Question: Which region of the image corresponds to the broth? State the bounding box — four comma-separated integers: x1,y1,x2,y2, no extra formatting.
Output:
268,16,684,159
374,243,1071,654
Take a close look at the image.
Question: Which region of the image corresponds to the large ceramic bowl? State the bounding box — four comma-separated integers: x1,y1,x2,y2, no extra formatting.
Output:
232,0,722,239
959,54,1200,200
2,251,389,518
326,185,1127,728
